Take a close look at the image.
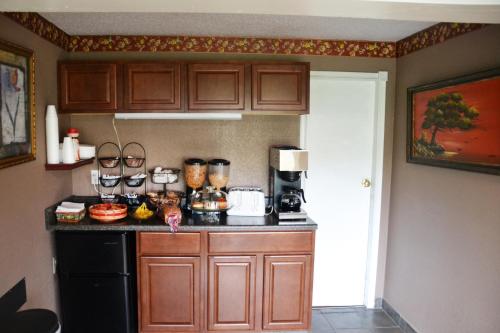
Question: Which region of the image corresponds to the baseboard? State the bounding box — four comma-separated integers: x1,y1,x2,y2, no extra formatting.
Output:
381,299,418,333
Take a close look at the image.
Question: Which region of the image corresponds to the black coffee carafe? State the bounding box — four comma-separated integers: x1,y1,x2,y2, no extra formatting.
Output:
279,186,306,212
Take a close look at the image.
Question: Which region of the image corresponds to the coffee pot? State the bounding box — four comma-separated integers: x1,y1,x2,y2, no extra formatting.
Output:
279,186,306,212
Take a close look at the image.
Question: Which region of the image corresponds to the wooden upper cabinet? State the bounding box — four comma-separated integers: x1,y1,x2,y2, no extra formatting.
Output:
262,255,312,330
139,256,200,332
208,256,256,331
59,63,120,112
188,64,245,110
124,63,182,111
252,63,309,113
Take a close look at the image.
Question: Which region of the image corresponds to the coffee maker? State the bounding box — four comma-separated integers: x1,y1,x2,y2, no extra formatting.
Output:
269,146,308,220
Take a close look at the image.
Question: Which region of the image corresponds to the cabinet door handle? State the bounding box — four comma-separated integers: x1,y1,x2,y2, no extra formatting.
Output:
361,178,371,188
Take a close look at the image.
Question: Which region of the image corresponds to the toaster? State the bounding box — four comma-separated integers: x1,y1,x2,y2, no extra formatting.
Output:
227,187,266,216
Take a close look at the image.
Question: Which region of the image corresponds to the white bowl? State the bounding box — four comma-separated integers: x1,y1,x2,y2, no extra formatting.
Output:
79,144,96,159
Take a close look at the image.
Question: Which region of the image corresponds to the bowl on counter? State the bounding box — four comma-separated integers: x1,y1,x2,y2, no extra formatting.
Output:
88,203,128,223
98,156,120,168
147,190,184,208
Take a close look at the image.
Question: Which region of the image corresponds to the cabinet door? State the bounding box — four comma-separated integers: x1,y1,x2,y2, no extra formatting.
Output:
252,64,309,113
139,257,200,332
208,256,256,330
59,63,119,112
262,255,312,330
188,64,244,110
124,63,182,111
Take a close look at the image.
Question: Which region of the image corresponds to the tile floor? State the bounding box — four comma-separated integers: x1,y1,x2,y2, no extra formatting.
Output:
312,306,402,333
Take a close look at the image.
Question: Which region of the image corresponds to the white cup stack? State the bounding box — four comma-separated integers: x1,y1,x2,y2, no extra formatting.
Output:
62,137,76,164
45,105,60,164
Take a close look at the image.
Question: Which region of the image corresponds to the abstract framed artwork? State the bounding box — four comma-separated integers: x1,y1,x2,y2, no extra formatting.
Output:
407,67,500,175
0,39,35,169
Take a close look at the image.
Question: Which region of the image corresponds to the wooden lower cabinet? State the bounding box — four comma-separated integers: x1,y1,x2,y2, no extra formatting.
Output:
208,256,256,331
137,231,314,333
139,256,200,332
262,255,312,330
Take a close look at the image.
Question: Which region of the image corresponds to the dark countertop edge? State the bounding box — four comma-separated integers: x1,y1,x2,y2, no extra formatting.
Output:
46,195,318,232
46,224,318,232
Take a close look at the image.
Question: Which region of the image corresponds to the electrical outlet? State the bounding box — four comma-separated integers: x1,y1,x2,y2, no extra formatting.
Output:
91,169,99,185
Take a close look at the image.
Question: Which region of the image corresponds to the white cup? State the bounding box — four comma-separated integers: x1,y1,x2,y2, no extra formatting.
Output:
62,137,75,164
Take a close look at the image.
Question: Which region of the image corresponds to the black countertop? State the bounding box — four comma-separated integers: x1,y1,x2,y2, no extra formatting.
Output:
46,196,317,232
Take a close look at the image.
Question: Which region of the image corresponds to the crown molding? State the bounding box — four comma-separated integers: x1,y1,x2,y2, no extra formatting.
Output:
67,35,396,57
2,12,488,58
3,12,70,50
396,22,486,57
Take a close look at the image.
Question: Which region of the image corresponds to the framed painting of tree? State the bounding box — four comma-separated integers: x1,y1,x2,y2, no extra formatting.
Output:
407,67,500,175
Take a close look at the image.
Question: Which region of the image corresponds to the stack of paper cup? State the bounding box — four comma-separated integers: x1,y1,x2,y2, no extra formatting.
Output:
45,105,60,164
62,137,75,164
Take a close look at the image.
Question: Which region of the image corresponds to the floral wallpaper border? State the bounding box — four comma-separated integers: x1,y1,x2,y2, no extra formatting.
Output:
396,22,487,57
3,12,70,50
67,35,396,57
2,12,487,58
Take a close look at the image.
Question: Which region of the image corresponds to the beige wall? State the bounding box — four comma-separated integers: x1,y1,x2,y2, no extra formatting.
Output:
385,25,500,333
0,15,72,310
71,115,300,194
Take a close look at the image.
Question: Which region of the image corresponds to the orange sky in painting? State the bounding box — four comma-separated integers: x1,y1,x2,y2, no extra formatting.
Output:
413,75,500,165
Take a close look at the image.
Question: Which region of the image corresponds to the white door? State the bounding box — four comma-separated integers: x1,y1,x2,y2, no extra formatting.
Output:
303,72,386,306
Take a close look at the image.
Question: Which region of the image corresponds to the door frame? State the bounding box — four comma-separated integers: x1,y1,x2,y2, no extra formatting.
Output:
300,71,391,308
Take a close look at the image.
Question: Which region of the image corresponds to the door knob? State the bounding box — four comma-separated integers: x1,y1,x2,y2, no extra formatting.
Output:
361,178,371,188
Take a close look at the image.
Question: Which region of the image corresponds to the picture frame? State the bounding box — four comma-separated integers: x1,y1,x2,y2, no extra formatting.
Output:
407,67,500,175
0,39,35,169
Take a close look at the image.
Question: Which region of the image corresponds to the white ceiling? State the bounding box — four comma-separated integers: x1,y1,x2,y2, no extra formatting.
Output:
39,13,435,42
3,0,500,23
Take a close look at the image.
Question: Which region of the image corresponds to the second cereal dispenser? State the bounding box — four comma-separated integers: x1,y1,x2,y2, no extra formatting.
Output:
208,159,230,192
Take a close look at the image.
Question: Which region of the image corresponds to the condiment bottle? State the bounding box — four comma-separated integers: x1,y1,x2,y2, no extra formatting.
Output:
67,128,80,161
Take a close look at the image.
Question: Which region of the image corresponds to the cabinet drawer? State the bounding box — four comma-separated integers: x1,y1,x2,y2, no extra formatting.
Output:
208,232,313,253
138,232,200,255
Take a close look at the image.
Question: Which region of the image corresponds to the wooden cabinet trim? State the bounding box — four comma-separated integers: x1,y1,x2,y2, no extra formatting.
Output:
208,256,256,331
262,255,312,330
139,256,201,332
59,62,120,112
124,63,182,111
138,232,201,256
251,63,309,112
188,63,245,110
137,231,315,333
208,231,314,254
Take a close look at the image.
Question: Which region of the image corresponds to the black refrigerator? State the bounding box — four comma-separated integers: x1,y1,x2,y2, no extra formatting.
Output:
55,231,137,333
